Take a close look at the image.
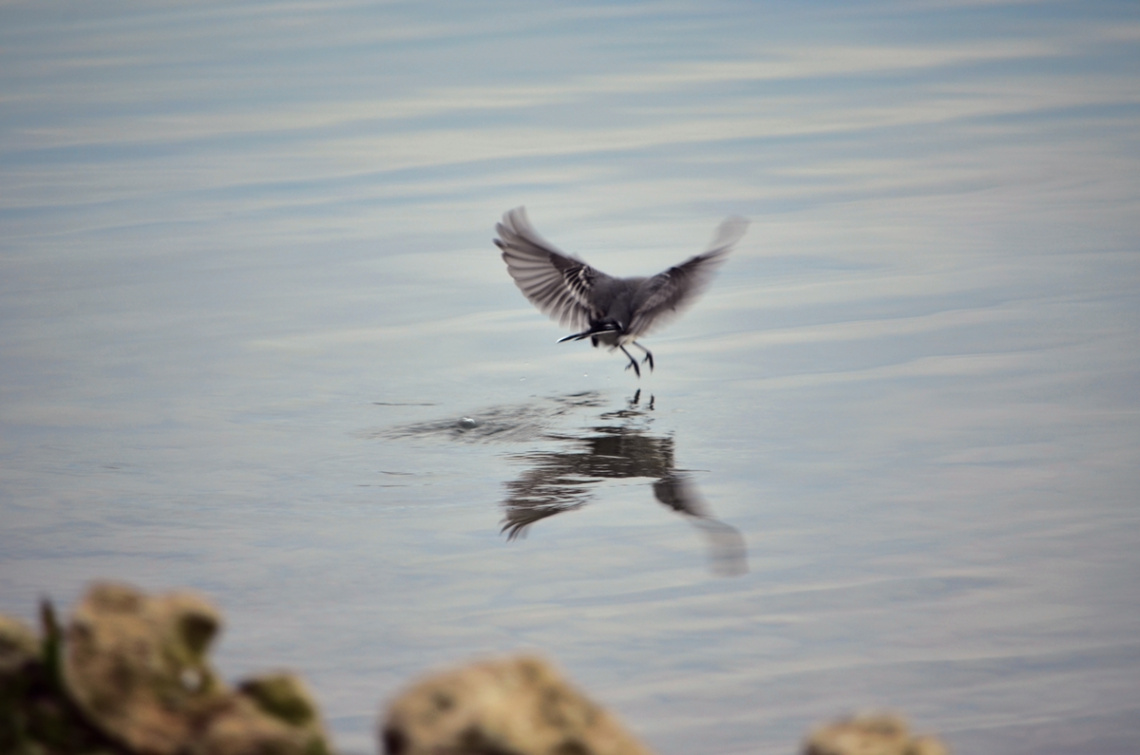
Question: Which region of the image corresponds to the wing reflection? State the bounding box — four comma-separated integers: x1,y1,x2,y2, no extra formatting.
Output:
650,473,749,578
501,390,748,577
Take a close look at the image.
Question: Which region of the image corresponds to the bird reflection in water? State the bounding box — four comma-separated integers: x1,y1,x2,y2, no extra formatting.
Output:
499,390,747,577
381,390,747,576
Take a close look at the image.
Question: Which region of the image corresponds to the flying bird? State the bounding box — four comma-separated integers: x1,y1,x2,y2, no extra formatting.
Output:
495,207,747,377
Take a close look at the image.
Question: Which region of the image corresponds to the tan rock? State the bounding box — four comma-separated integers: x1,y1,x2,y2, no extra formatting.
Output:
60,582,331,755
61,582,226,754
381,655,654,755
803,713,948,755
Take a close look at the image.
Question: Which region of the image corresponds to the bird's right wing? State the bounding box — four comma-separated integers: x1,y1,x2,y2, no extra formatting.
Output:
494,207,603,330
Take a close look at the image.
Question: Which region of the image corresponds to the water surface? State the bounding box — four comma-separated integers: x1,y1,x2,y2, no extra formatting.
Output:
2,2,1139,753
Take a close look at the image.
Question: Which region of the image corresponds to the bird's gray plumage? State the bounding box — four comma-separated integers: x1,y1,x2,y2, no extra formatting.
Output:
494,207,748,376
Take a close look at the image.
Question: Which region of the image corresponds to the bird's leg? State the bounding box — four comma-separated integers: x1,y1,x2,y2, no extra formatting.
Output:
619,345,641,378
631,341,654,372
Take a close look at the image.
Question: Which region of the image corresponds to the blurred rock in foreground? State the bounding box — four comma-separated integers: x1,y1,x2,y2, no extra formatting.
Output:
381,655,654,755
803,713,948,755
1,581,330,755
2,582,950,755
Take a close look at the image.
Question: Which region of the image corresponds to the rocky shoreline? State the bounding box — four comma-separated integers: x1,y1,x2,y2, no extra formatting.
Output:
1,583,947,755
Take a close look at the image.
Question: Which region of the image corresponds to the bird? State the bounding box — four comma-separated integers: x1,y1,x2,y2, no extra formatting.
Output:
494,207,748,377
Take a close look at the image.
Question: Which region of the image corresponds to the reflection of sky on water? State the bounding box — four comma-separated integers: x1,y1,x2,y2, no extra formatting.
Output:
2,2,1139,754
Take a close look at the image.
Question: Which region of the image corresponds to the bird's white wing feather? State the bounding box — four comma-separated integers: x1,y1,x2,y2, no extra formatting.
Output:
494,207,606,330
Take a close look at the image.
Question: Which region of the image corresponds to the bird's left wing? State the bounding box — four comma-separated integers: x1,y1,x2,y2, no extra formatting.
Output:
627,216,748,337
495,207,605,331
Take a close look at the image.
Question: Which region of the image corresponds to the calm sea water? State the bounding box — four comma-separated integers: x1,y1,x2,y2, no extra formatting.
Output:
3,2,1139,753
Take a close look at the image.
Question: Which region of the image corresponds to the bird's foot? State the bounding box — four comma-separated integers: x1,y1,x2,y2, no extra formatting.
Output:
620,345,642,378
630,341,654,372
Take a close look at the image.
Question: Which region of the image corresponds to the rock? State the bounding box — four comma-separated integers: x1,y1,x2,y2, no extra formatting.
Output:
381,654,654,755
240,673,326,732
2,605,125,755
7,581,960,755
803,713,949,755
61,582,226,754
192,679,330,755
1,614,42,753
59,582,332,755
0,614,40,673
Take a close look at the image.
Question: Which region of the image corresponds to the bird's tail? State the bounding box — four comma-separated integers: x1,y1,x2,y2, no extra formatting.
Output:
557,322,621,343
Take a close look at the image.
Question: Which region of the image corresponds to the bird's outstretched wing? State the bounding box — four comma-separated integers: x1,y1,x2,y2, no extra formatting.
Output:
495,207,606,330
627,216,748,338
